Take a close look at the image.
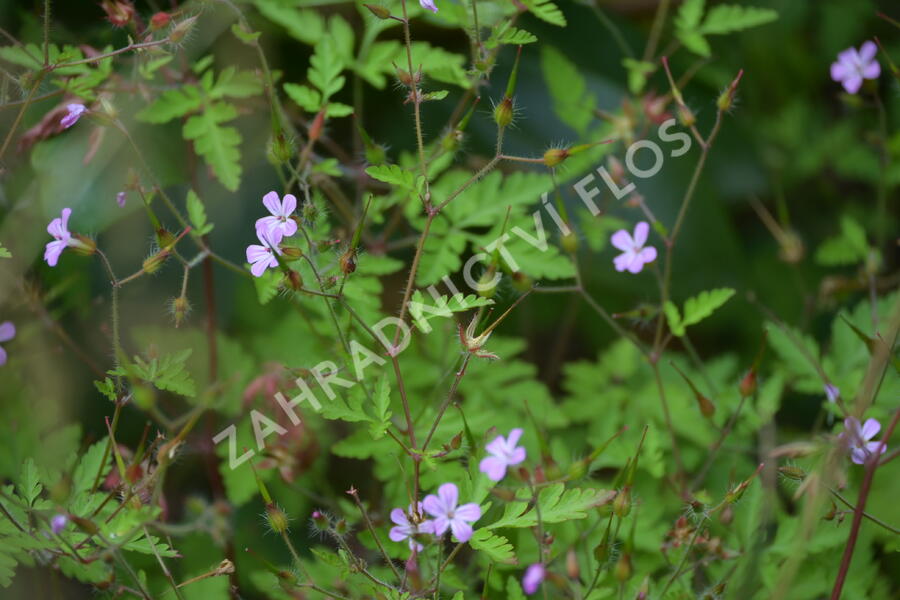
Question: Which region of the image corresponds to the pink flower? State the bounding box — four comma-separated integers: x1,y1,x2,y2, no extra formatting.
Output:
60,103,87,129
831,41,881,94
825,383,840,403
256,191,298,245
839,417,887,465
116,191,127,207
422,483,480,542
611,221,657,274
246,228,282,277
479,428,526,482
51,514,68,535
522,563,546,595
419,0,437,13
44,208,76,267
388,503,434,551
0,321,15,366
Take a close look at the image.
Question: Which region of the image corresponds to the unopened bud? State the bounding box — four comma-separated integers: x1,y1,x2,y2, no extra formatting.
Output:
143,250,170,274
150,11,171,30
739,369,757,398
280,245,303,259
510,271,532,293
635,576,650,599
543,147,569,168
71,234,97,256
363,3,391,19
566,549,579,578
716,69,744,112
69,515,99,535
311,510,329,530
101,0,135,27
334,518,348,535
170,296,190,327
477,271,498,298
286,270,303,291
266,504,289,533
561,231,578,254
268,132,294,165
593,540,610,564
309,107,326,142
614,553,632,582
156,228,176,249
613,488,631,518
169,16,198,43
778,465,806,481
339,248,357,275
697,394,716,419
677,105,696,127
449,431,462,450
494,97,514,128
302,201,319,223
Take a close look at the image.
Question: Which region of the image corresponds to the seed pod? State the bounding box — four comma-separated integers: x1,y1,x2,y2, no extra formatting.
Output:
493,97,514,128
266,504,290,534
613,487,631,518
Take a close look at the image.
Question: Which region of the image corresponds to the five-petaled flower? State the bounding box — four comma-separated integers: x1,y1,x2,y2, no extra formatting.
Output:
423,483,481,543
0,321,15,366
51,514,68,535
419,0,437,13
60,103,87,129
246,228,282,277
522,563,546,595
388,503,434,551
44,208,77,267
840,416,887,465
256,191,298,245
831,41,881,94
479,428,526,482
611,221,657,274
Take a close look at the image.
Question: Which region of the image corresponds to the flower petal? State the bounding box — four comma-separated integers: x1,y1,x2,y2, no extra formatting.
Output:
861,418,881,441
430,515,449,536
842,74,863,94
522,563,546,595
506,428,524,447
262,191,282,216
862,60,881,80
850,447,868,465
422,494,444,518
613,251,633,272
508,446,526,465
390,508,409,527
626,252,646,273
479,456,507,481
866,440,887,456
454,503,481,523
44,240,66,266
0,345,6,367
633,221,649,246
485,434,507,456
610,229,633,251
0,321,15,343
419,0,438,13
859,40,877,62
831,61,850,82
389,525,409,542
638,245,657,265
281,194,297,216
449,519,473,542
436,483,458,512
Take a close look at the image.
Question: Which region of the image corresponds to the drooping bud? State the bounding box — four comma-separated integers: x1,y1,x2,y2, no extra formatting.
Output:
170,296,190,328
363,3,391,19
671,362,715,419
493,97,514,128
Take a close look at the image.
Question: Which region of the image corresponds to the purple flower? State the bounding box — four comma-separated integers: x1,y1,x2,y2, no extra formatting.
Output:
419,0,437,13
44,208,76,267
116,191,127,207
388,503,434,551
51,514,68,535
839,417,887,465
831,41,881,94
246,228,282,277
256,191,298,245
522,563,546,595
60,103,87,129
422,483,480,543
611,221,657,274
479,428,526,482
0,321,15,366
825,383,840,403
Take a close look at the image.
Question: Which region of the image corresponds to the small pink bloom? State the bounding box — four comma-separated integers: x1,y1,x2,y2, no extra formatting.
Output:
839,417,887,465
479,428,526,482
422,483,480,542
60,103,87,129
246,228,282,277
116,191,127,207
522,563,546,595
831,41,880,94
388,502,434,551
419,0,437,13
824,383,840,403
51,514,68,534
0,321,15,366
611,221,657,274
256,191,298,245
44,208,76,267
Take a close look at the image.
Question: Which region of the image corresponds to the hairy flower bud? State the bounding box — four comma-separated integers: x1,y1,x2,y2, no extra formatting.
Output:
543,147,569,168
613,487,631,518
339,248,357,275
100,0,135,27
778,465,806,481
677,105,696,128
493,97,514,128
739,369,757,398
614,553,632,582
142,250,170,274
170,16,198,43
266,504,290,533
363,3,391,19
170,296,190,328
268,132,294,165
561,231,579,254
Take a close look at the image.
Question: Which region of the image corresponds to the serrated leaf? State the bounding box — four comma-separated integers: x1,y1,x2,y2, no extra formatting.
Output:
136,85,202,124
183,102,242,191
17,459,41,507
72,438,111,498
186,190,214,236
622,58,657,95
115,349,197,397
469,529,516,563
487,484,613,529
682,288,735,329
309,38,345,101
664,301,684,337
486,24,537,49
542,46,595,133
408,291,494,333
0,244,10,258
209,67,264,99
676,0,705,30
94,377,117,402
699,5,778,35
252,268,280,304
366,164,417,190
521,0,566,27
254,0,324,44
284,83,320,112
815,215,869,266
367,377,392,439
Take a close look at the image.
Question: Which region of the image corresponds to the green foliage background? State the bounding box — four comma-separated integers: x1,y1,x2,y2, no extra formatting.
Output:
0,0,898,599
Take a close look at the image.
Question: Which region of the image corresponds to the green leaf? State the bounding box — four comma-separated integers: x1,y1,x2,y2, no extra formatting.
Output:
521,0,567,27
541,46,595,133
136,85,202,124
815,215,869,266
676,0,705,30
94,377,117,402
0,243,10,258
115,349,197,397
309,38,346,101
699,5,778,35
231,23,261,44
486,24,537,49
209,67,264,99
253,0,324,44
365,164,417,191
664,301,684,337
284,83,320,112
408,291,494,333
469,529,515,563
622,58,657,95
72,438,111,498
252,268,281,304
367,377,392,439
17,459,41,507
666,288,735,336
186,190,214,236
183,102,242,191
408,42,469,88
487,484,613,529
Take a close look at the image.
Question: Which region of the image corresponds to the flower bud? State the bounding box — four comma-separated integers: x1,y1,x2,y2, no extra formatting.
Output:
70,515,99,535
156,228,176,249
593,540,610,564
334,518,348,535
170,296,190,328
739,369,757,398
566,548,579,579
169,16,198,43
543,148,569,168
276,569,299,592
311,510,329,530
716,69,744,113
677,105,696,128
100,0,135,27
266,504,290,533
339,248,357,275
510,271,532,293
477,271,498,298
613,488,631,518
778,465,806,481
150,11,171,30
449,431,462,450
71,234,97,256
561,231,578,254
302,202,320,223
268,132,294,165
280,245,303,259
309,107,327,142
493,97,514,128
635,576,650,599
363,3,391,19
143,250,169,274
286,270,303,291
614,553,632,582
